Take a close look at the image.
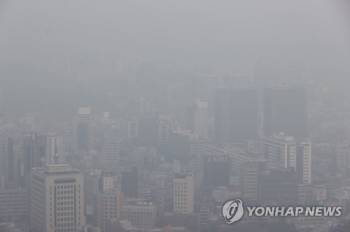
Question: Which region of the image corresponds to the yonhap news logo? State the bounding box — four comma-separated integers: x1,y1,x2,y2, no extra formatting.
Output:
222,199,244,224
222,199,342,224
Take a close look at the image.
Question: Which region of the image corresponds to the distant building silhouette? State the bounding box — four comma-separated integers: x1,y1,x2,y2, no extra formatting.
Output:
263,87,308,138
121,166,138,198
215,87,258,143
73,107,93,152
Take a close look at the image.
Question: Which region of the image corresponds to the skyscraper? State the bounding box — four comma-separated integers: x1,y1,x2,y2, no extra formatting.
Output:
121,166,138,198
23,133,47,186
0,135,18,187
73,107,93,152
30,164,85,232
100,137,120,171
173,173,194,214
215,88,258,143
263,86,308,138
203,155,229,187
187,99,209,139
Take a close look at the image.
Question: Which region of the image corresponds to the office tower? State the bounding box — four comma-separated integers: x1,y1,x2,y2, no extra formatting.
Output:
100,137,119,171
240,161,266,203
262,133,311,184
73,107,93,152
158,122,170,146
0,188,27,222
23,133,47,186
121,166,138,198
187,99,209,139
93,189,123,232
173,173,194,214
215,87,258,144
121,201,157,230
263,86,308,138
336,143,350,172
259,168,299,206
0,135,19,187
203,155,229,187
296,141,312,184
120,119,138,139
99,173,113,192
84,172,100,220
46,134,65,165
30,164,85,232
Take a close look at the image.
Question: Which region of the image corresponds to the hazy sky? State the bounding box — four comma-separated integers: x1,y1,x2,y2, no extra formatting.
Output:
0,0,350,79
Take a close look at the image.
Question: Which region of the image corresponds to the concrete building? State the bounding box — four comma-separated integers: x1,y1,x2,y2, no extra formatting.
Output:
203,155,229,187
262,133,311,184
120,119,138,139
93,189,123,232
215,87,258,144
240,161,266,203
188,99,209,139
121,167,138,198
336,143,350,172
173,173,194,214
263,86,308,139
259,168,299,206
100,137,120,172
0,135,18,187
73,107,93,152
30,164,85,232
121,200,156,229
0,188,27,222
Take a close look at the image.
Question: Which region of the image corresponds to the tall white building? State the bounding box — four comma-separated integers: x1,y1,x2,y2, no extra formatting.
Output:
73,107,93,152
31,164,85,232
194,99,208,139
262,133,311,184
173,173,194,214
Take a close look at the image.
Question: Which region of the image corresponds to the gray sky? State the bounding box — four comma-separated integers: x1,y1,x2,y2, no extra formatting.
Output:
0,0,349,79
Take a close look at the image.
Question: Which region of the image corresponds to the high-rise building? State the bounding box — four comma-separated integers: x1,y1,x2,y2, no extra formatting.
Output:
100,137,119,171
93,189,123,232
73,107,93,152
263,87,308,138
215,88,258,143
240,161,266,203
0,188,27,222
0,135,18,187
120,119,138,139
173,173,194,214
121,200,156,229
30,164,85,232
259,168,299,206
121,167,138,198
262,133,311,184
336,143,350,172
187,99,208,139
203,155,229,187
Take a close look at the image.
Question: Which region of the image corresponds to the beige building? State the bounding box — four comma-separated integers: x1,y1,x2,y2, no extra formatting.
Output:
121,200,157,229
31,164,85,232
93,189,123,232
173,173,194,214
